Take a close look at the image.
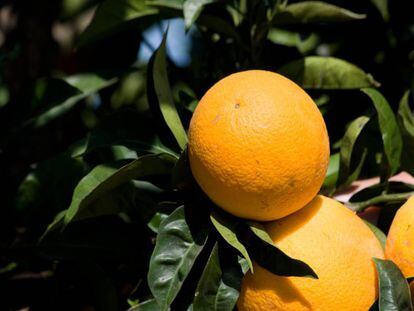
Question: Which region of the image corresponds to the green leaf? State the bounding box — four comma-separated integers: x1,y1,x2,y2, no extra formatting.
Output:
148,206,209,310
193,243,243,311
273,1,365,25
278,57,379,89
73,109,179,158
364,221,386,250
146,0,183,10
398,91,414,175
370,0,389,21
64,154,176,225
28,73,117,128
323,153,340,189
373,258,413,311
361,88,403,177
148,212,168,233
210,212,253,273
148,31,188,151
246,222,318,279
78,0,158,45
128,299,161,311
337,116,370,187
267,28,319,54
15,154,85,218
183,0,216,29
210,213,316,279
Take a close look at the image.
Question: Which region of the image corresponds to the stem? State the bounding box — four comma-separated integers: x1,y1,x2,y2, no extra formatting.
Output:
347,191,414,212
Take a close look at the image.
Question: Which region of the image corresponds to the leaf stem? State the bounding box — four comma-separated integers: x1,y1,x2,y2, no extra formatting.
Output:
347,191,414,212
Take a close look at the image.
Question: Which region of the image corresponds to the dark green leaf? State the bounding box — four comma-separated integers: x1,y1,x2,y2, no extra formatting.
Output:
64,154,176,225
128,299,161,311
193,243,243,311
273,1,365,25
78,0,158,45
210,212,253,273
183,0,216,29
364,221,386,250
278,57,379,89
337,116,370,187
148,206,209,310
78,262,118,311
15,154,85,219
373,258,413,311
398,91,414,175
28,73,117,128
361,88,403,177
40,216,151,261
246,222,318,278
73,110,179,158
148,32,188,151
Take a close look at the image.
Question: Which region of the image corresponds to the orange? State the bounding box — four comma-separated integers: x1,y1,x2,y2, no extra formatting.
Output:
237,195,384,311
188,70,329,221
385,196,414,277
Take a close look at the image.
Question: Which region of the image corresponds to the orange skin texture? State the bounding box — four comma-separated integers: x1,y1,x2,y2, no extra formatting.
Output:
237,195,384,311
385,196,414,278
188,70,329,221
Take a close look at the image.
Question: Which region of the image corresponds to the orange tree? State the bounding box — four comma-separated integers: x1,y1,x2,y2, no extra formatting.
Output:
1,0,414,310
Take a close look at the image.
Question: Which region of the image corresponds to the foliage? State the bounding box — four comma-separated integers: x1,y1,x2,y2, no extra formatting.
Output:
1,0,414,310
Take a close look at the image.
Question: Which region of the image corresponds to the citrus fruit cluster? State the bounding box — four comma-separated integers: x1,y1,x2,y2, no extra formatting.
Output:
385,196,414,302
188,70,384,310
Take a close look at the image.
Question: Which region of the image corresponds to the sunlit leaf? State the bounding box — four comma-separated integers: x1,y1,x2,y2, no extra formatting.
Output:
268,28,319,54
64,154,176,225
183,0,216,29
147,31,188,151
278,57,379,89
247,222,318,278
28,73,117,128
273,1,365,25
148,206,209,310
128,299,161,311
361,88,403,177
370,0,389,21
373,259,413,311
210,212,253,273
79,0,158,45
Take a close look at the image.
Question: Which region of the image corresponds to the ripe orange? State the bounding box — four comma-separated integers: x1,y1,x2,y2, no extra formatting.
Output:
385,196,414,277
188,70,329,221
237,195,384,311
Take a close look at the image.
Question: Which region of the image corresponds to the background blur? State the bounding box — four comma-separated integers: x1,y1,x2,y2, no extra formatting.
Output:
1,0,414,310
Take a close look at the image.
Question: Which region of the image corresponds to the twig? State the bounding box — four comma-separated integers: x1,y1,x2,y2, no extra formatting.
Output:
347,191,414,212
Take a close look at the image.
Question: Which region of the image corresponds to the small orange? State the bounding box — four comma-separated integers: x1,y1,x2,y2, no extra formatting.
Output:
385,196,414,277
188,70,329,221
237,195,384,311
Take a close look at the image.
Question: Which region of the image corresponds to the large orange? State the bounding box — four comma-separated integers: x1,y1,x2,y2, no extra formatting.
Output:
385,196,414,277
237,195,384,311
188,70,329,221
